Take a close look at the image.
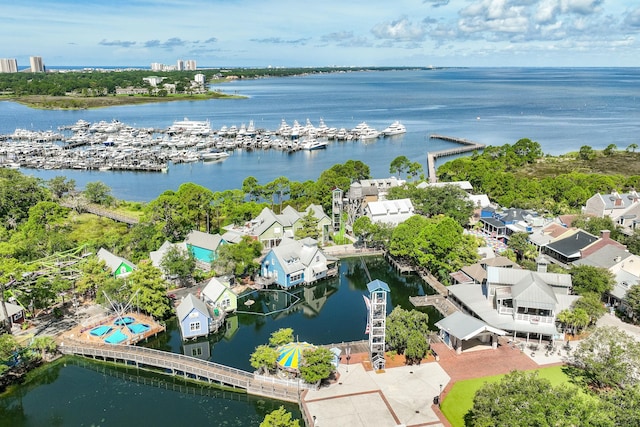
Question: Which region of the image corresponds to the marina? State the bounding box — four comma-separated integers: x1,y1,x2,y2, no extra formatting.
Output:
0,118,404,172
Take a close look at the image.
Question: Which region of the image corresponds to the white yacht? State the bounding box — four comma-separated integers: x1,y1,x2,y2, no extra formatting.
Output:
167,118,212,136
382,121,407,136
201,149,230,161
359,128,380,140
300,138,328,150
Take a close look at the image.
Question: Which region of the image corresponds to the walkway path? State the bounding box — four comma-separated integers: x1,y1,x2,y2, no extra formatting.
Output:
597,311,640,341
59,339,304,402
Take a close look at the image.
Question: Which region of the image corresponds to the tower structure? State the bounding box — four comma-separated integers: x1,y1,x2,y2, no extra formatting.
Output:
331,187,343,232
367,279,390,371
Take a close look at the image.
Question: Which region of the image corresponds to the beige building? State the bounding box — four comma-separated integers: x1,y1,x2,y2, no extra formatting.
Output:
29,56,45,72
0,58,18,73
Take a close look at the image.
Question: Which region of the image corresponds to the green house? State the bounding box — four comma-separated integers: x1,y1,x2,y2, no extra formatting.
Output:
97,248,136,278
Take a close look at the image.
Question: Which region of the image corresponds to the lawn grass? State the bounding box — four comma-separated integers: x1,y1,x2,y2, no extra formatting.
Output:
441,366,574,427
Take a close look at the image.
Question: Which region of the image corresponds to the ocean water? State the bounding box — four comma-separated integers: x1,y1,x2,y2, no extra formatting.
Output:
1,68,638,201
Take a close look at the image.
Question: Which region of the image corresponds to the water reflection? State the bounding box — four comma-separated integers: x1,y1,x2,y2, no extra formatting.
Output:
145,256,442,372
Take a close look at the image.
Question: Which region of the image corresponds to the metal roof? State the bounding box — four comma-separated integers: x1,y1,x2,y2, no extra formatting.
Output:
367,279,390,293
435,311,506,341
176,293,210,322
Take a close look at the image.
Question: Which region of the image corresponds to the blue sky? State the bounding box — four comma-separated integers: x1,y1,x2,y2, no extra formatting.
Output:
1,0,639,68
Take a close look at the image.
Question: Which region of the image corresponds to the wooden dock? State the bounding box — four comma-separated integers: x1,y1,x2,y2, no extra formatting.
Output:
427,134,486,183
59,339,307,403
384,252,415,275
409,295,458,317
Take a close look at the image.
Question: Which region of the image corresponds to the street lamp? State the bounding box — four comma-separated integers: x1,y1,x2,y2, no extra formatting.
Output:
439,384,443,407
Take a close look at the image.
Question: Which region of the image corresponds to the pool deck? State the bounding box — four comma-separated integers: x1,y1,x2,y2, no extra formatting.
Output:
62,312,165,346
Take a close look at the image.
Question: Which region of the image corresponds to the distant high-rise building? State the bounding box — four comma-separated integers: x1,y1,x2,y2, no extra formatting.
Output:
194,73,206,85
0,58,18,73
185,59,197,70
29,56,44,72
150,62,163,72
177,60,184,71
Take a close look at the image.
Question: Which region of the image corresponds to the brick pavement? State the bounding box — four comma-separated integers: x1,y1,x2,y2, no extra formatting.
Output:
431,341,539,402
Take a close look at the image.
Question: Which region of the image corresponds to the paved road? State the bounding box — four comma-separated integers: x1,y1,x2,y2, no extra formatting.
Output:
597,311,640,341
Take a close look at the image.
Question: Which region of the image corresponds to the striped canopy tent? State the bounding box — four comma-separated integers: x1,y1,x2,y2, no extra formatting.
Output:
276,342,316,372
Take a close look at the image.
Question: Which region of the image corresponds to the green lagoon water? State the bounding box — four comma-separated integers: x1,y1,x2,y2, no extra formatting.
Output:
0,257,438,426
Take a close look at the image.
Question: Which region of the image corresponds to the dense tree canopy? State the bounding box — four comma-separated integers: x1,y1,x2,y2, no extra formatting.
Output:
214,235,263,277
352,216,393,249
127,261,172,319
385,306,430,363
465,371,611,427
389,215,479,283
572,326,640,389
299,347,334,384
250,345,279,375
436,140,636,214
386,183,475,226
260,406,300,427
269,328,295,347
0,169,50,229
570,265,615,296
160,244,196,283
626,285,640,320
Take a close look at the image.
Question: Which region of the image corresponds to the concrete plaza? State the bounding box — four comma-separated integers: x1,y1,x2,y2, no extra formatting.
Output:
303,361,449,427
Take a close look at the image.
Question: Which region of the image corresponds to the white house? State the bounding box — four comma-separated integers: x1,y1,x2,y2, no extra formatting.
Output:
364,198,415,226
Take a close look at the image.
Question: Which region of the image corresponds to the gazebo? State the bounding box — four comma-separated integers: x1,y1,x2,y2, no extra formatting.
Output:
435,311,506,354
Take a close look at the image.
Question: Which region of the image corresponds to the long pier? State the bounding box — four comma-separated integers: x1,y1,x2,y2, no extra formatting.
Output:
427,134,485,183
59,340,307,403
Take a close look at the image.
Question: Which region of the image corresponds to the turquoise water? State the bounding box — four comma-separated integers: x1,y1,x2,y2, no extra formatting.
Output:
89,325,112,337
104,329,128,344
114,316,135,326
128,323,150,334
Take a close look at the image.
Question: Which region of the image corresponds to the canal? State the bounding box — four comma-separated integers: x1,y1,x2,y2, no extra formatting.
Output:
0,256,440,426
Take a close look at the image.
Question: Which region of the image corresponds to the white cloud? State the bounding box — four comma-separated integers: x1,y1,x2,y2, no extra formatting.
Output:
371,17,426,42
0,0,638,67
560,0,603,15
624,7,640,29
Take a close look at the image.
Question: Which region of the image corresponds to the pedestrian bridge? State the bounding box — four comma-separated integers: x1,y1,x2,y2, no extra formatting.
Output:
59,340,307,403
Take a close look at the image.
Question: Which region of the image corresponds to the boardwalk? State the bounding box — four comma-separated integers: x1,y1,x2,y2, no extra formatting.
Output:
427,134,486,183
59,339,306,403
60,200,139,225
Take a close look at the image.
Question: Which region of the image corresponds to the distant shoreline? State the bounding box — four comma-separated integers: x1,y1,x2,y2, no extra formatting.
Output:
4,92,246,110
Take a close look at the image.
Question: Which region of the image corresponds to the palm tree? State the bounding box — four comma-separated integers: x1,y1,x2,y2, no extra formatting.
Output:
626,143,638,153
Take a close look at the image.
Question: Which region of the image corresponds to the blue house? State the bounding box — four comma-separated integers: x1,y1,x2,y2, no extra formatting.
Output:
176,294,212,340
260,237,337,289
184,230,226,263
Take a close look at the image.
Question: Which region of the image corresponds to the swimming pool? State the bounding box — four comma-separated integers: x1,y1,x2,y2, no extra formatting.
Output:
128,323,150,334
89,325,112,337
104,329,128,344
114,316,135,326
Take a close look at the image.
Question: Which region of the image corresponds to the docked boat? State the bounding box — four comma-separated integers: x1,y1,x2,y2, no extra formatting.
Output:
167,118,212,136
358,128,381,140
382,121,406,136
300,138,328,150
201,149,230,161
